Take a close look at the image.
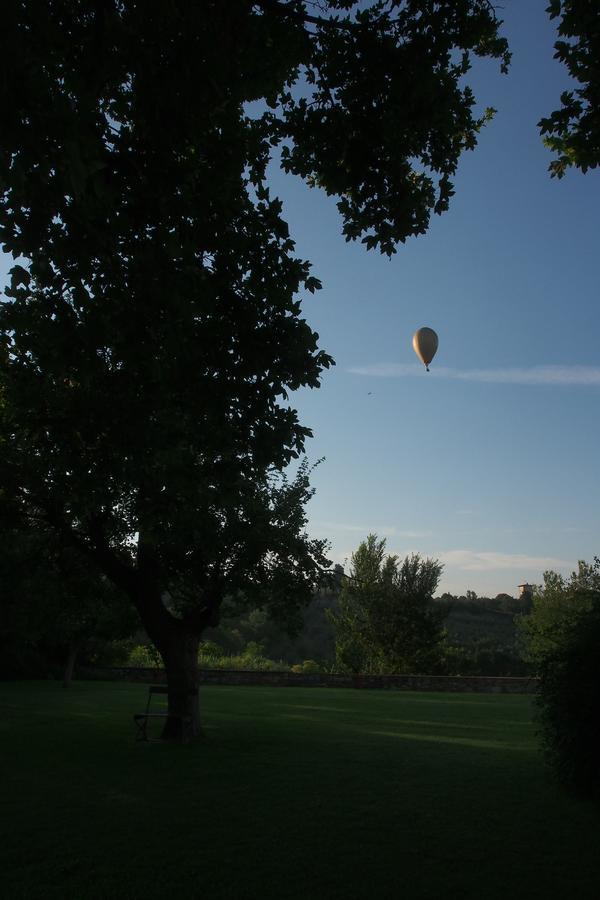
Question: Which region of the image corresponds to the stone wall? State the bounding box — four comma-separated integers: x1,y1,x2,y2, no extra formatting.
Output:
79,666,538,694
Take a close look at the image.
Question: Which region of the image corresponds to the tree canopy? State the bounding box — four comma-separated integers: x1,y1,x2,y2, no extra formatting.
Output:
517,559,600,666
540,0,600,177
328,535,446,674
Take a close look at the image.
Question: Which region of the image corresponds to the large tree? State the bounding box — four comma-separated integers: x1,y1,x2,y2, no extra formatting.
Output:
0,1,509,737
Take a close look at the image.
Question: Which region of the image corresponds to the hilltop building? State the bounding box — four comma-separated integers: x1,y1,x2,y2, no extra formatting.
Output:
518,583,534,601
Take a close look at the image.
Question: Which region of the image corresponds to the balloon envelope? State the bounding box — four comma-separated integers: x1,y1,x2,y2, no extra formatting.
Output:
412,327,438,370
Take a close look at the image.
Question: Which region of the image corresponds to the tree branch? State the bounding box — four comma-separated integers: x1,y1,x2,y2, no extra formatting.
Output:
254,0,358,31
26,496,139,596
254,0,502,33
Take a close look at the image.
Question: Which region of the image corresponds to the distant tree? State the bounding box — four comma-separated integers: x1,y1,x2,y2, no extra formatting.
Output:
517,562,599,664
202,568,340,666
327,537,386,673
0,2,510,738
328,535,446,674
494,592,525,614
518,559,600,801
540,0,600,177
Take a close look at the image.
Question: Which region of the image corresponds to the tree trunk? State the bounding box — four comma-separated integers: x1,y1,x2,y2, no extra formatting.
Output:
160,629,202,740
129,571,204,741
63,642,79,688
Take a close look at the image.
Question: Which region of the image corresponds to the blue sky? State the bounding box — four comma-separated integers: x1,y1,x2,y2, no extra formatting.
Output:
268,0,600,596
2,1,598,598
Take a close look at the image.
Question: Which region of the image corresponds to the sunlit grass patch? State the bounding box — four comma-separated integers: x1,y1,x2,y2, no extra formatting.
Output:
1,681,600,900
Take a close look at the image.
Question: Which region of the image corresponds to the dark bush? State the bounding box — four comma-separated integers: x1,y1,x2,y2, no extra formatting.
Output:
536,601,600,801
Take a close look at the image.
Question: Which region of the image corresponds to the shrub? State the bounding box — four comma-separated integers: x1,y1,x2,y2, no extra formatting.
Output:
196,641,290,672
87,638,134,666
236,648,287,671
128,644,162,668
291,660,322,674
242,641,265,659
198,640,223,659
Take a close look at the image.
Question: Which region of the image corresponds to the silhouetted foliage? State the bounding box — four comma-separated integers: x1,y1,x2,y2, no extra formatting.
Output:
0,500,135,682
540,0,600,176
518,559,600,801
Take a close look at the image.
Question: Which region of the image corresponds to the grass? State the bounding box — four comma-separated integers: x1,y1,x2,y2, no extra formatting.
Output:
2,681,599,900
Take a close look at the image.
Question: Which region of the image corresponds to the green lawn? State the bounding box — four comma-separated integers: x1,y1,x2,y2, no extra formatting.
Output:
2,682,599,900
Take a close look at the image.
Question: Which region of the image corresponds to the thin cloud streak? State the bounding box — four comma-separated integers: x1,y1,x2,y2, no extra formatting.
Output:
313,521,432,539
438,549,571,573
348,363,600,386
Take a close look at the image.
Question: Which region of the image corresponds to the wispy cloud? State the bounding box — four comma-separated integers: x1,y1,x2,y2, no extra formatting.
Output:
438,549,571,572
313,521,432,539
348,363,600,386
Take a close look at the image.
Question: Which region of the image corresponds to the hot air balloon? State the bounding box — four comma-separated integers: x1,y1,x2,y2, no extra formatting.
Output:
412,327,438,371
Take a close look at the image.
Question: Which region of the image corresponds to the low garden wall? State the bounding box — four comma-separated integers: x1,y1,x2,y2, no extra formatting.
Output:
79,666,538,693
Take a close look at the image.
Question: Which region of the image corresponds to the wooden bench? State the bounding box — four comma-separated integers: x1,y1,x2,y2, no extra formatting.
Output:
134,685,195,742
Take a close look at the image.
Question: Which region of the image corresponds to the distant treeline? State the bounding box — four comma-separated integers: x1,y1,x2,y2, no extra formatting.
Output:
2,542,533,679
195,584,533,677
